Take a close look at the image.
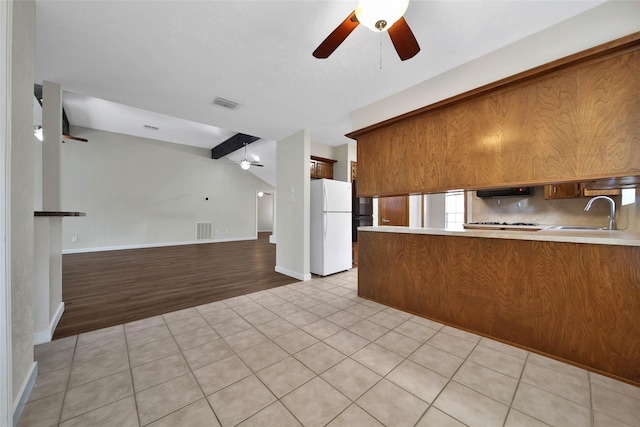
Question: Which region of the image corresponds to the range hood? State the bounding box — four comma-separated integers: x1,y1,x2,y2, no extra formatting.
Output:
476,187,534,198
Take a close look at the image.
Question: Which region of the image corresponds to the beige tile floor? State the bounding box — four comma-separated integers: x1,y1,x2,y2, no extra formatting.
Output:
20,269,640,427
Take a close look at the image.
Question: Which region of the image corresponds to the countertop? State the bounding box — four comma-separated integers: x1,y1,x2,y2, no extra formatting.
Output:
358,226,640,247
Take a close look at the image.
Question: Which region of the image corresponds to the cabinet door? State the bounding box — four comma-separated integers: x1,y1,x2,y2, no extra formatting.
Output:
310,160,317,178
378,196,409,226
544,183,581,199
316,161,333,179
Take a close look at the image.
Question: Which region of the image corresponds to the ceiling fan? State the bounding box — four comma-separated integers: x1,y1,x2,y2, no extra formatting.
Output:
238,143,264,170
313,0,420,61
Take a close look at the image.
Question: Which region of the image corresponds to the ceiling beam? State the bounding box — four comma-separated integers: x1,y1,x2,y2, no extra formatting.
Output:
211,133,260,159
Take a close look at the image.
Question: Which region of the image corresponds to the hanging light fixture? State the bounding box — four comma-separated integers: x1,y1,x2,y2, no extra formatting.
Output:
240,143,252,169
355,0,410,32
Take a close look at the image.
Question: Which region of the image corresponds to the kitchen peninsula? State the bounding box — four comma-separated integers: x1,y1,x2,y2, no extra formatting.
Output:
349,33,640,385
358,226,640,384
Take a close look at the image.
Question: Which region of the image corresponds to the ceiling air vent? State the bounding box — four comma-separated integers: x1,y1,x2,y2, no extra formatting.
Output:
213,96,240,110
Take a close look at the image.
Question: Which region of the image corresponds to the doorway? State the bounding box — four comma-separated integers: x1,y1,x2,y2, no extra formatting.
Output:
378,196,409,226
256,191,274,233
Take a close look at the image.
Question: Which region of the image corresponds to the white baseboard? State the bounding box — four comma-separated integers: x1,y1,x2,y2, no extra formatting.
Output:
62,236,257,254
275,265,311,281
12,362,37,427
33,302,64,345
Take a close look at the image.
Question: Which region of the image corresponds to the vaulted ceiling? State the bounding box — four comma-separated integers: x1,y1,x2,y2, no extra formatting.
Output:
34,0,608,186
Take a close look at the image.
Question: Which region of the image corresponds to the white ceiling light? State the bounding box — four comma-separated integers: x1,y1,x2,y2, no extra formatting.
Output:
240,159,251,170
355,0,409,32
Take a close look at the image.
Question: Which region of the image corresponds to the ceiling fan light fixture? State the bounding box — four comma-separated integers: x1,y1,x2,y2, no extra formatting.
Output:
240,159,251,170
355,0,409,32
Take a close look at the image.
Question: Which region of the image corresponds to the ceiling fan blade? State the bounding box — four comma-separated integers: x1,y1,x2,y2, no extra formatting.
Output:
253,164,264,167
388,17,420,61
313,11,360,59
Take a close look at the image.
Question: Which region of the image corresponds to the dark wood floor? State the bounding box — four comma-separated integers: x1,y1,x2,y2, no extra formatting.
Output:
55,233,298,338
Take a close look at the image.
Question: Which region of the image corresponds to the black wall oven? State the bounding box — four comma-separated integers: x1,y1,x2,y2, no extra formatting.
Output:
352,180,373,242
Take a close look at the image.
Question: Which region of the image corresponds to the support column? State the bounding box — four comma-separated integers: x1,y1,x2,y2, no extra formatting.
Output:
33,81,64,344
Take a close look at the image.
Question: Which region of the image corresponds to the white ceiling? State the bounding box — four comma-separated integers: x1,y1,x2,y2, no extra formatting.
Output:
34,0,607,186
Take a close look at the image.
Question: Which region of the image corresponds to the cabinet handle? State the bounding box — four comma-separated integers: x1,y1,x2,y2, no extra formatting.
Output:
381,219,390,223
553,186,557,194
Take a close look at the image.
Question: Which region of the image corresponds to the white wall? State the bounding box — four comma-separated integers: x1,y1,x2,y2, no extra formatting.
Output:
275,130,310,280
333,143,357,183
61,126,274,252
424,194,446,229
9,0,37,420
352,1,640,131
310,142,335,160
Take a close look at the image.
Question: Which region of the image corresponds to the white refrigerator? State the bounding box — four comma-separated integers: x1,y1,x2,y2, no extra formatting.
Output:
310,179,352,276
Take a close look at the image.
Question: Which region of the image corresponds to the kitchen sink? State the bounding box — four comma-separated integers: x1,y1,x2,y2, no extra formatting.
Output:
548,226,606,231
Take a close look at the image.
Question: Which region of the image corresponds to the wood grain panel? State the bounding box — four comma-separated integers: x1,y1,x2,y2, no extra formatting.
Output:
446,96,503,188
358,231,640,385
501,70,580,183
56,233,298,338
577,50,640,178
352,34,640,197
357,112,448,196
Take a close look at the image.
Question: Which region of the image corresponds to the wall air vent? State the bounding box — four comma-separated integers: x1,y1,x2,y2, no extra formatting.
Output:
144,124,159,130
213,96,240,110
196,222,213,240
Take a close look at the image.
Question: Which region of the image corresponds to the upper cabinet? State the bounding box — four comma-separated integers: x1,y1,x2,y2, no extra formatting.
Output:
544,183,582,200
310,156,336,180
543,183,621,200
349,34,640,197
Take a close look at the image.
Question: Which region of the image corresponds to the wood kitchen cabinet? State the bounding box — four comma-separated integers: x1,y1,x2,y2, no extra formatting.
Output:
544,183,622,199
349,34,640,197
580,183,621,197
310,156,336,179
544,183,581,199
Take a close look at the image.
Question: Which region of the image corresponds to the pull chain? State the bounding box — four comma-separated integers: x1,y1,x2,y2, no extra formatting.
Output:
379,32,383,70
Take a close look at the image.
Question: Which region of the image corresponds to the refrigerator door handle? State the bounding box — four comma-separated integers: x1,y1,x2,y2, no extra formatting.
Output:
324,212,327,242
323,182,328,212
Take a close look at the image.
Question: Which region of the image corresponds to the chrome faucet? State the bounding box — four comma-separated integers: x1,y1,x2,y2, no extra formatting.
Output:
584,196,616,230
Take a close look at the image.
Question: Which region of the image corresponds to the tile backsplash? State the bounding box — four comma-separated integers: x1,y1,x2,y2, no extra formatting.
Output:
469,186,639,232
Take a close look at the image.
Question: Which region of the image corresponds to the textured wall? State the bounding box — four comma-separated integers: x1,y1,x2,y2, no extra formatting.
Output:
11,0,36,403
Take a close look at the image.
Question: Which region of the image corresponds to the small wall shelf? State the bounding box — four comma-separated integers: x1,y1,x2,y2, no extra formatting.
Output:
34,211,86,217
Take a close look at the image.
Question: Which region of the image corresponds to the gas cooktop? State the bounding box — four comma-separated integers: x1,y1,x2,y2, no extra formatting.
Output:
464,222,542,231
469,222,539,226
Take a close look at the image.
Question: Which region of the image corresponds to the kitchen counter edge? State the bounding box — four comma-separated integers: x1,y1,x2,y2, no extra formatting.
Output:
358,226,640,247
